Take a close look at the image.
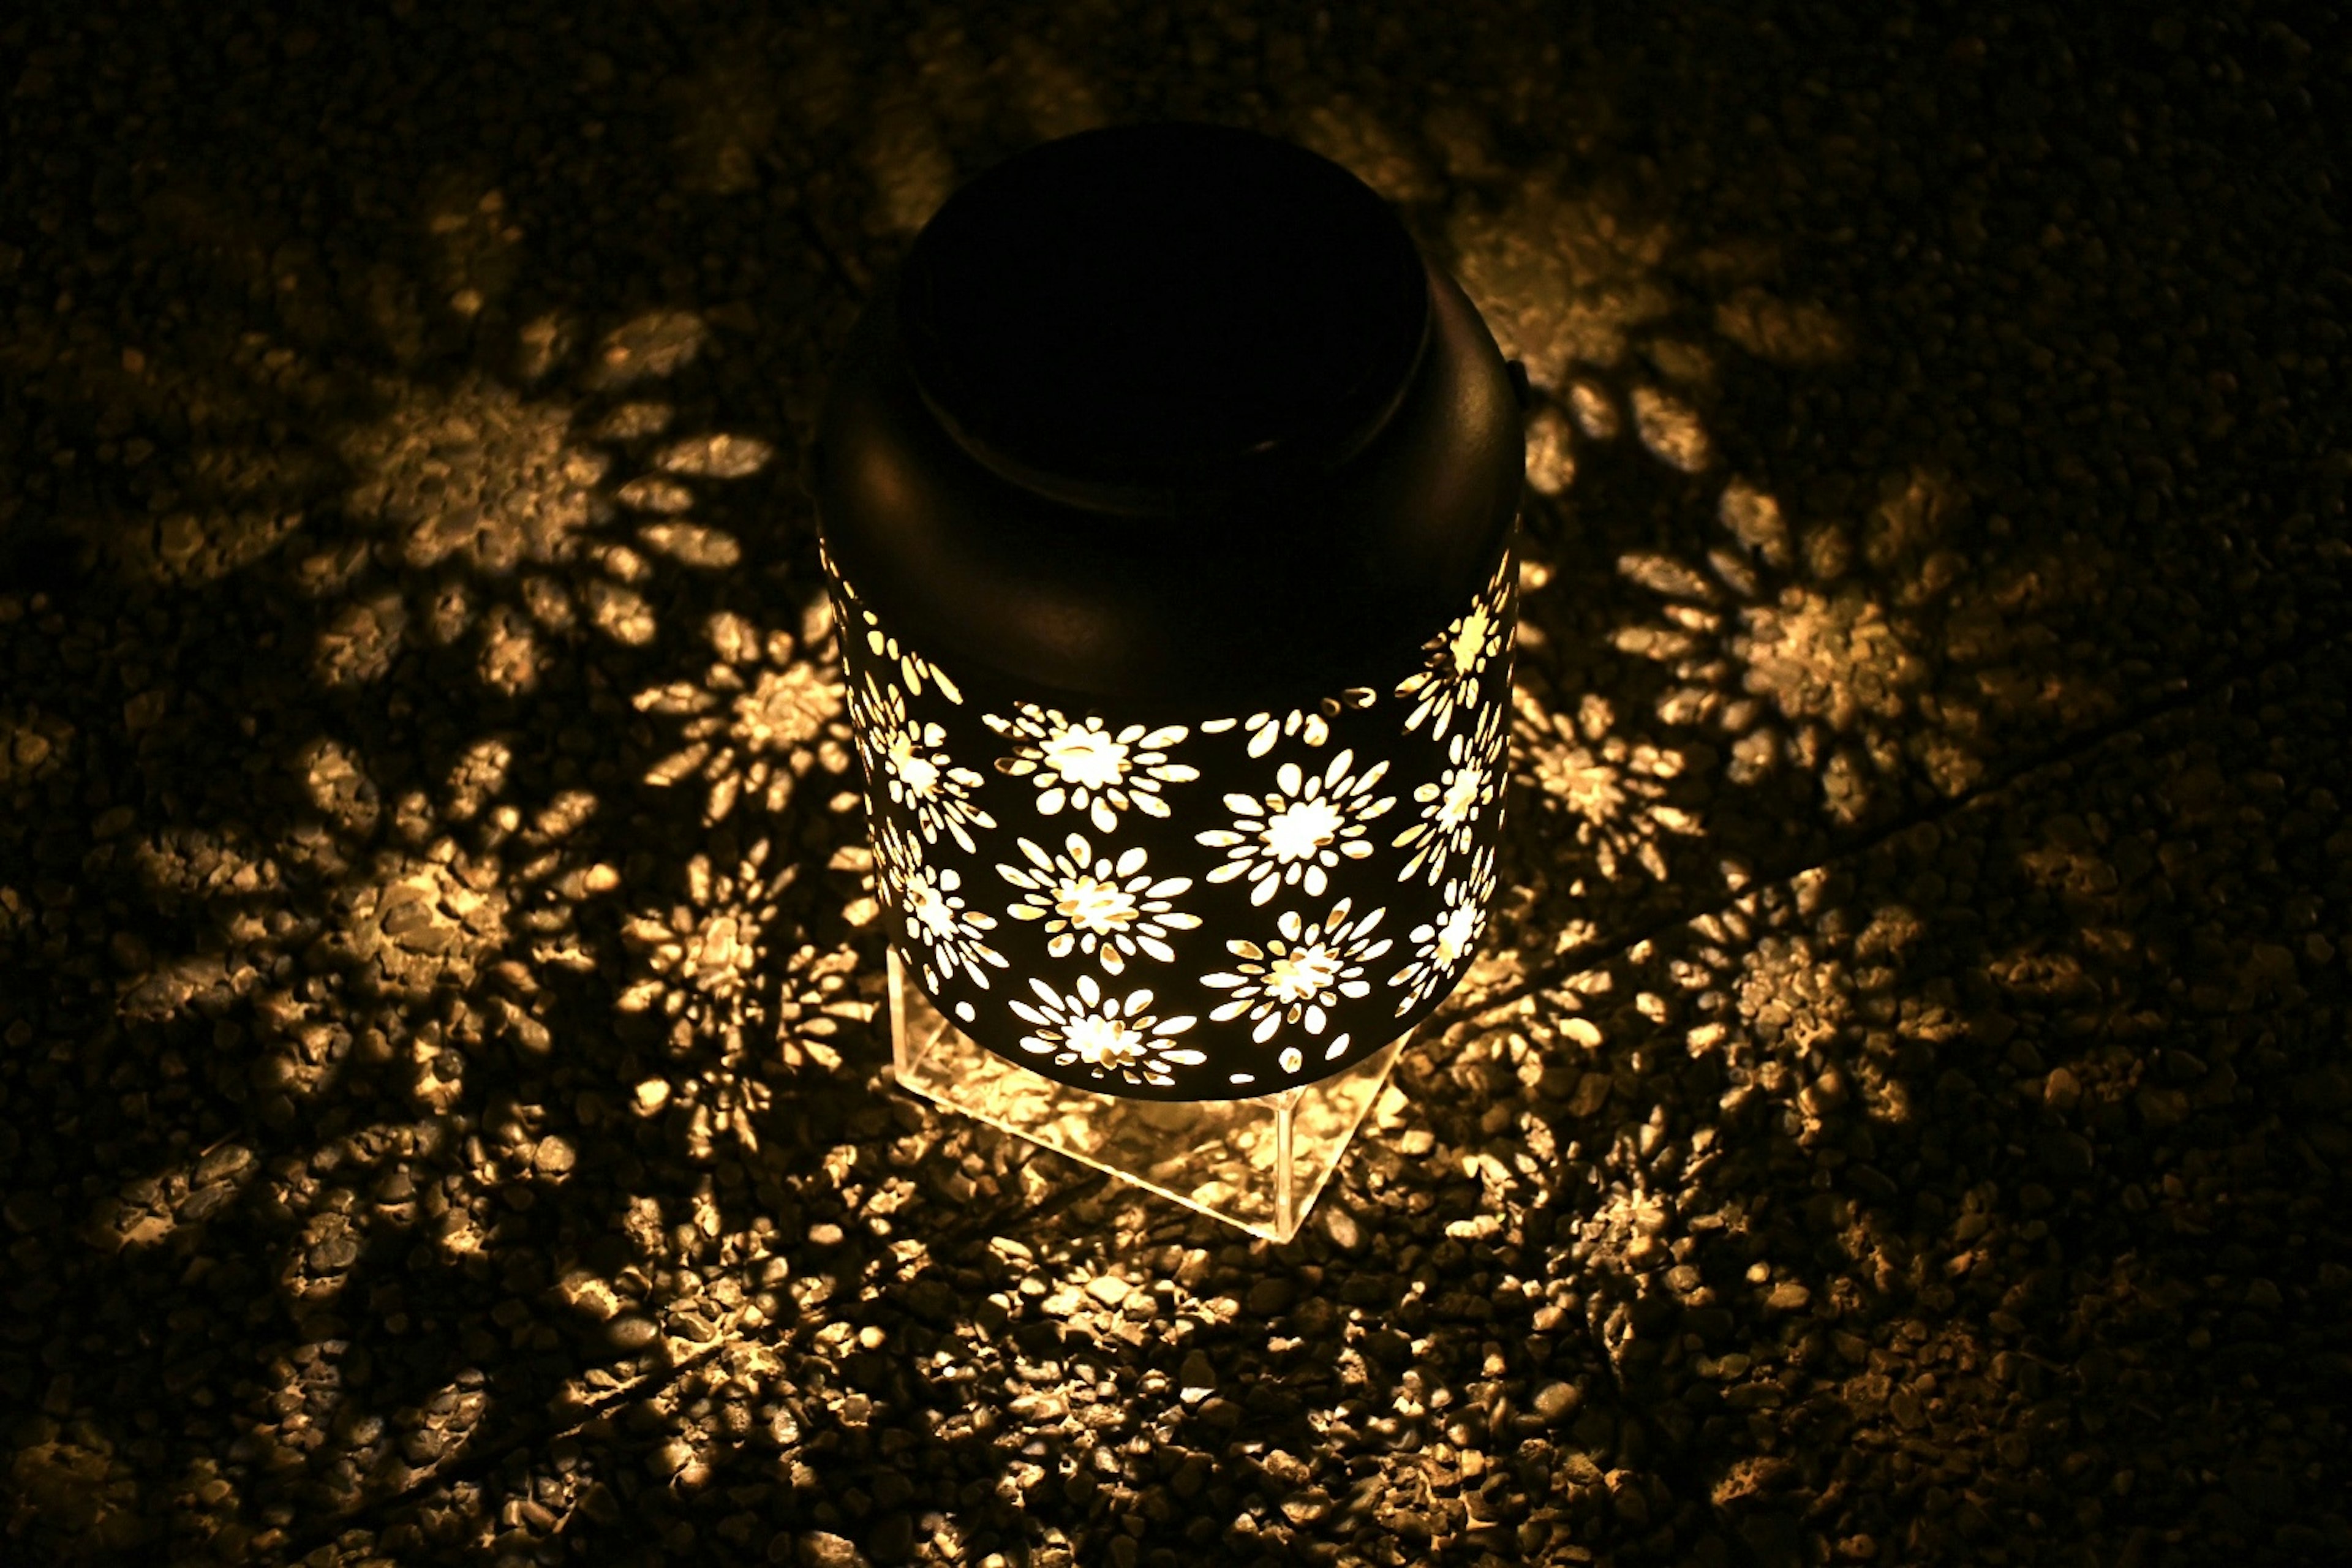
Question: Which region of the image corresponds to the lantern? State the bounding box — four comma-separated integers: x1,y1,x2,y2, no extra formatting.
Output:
813,123,1525,1239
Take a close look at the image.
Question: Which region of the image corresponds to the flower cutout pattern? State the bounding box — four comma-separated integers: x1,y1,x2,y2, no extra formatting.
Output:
1196,750,1396,907
1202,898,1393,1073
1392,697,1507,886
1199,688,1379,757
821,541,964,705
1007,974,1203,1089
854,600,962,705
997,833,1200,975
877,824,1006,992
827,532,1519,1095
1389,846,1497,1015
853,676,994,853
984,706,1199,832
1396,552,1513,737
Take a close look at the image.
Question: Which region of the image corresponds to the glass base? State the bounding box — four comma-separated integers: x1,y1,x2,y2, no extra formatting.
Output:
887,947,1401,1242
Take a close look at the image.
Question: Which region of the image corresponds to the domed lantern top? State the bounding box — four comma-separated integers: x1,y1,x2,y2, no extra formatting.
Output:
815,122,1525,1101
899,121,1432,519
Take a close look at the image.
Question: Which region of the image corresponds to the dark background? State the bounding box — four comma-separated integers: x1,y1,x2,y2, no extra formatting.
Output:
1,2,2348,1565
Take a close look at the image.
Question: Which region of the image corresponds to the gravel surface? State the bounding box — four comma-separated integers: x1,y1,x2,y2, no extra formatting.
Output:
3,2,2348,1564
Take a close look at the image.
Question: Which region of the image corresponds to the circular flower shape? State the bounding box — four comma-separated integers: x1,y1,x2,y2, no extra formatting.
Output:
1203,897,1393,1058
1393,697,1507,885
1395,552,1513,738
1389,846,1496,1015
996,832,1200,974
853,676,995,852
1196,748,1396,907
1513,692,1698,884
617,839,791,1044
985,705,1199,832
877,824,1006,992
1007,974,1202,1088
632,611,856,823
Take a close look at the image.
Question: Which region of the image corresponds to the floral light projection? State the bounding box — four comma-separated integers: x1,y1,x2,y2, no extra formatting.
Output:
1447,172,1678,391
635,609,858,823
14,24,2298,1564
71,703,631,1551
1511,690,1701,886
1596,470,1977,825
620,839,790,1049
0,243,881,1558
617,840,802,1163
1424,180,2110,1110
323,312,780,709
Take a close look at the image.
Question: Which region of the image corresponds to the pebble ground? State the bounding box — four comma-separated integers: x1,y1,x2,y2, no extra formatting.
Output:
2,2,2347,1566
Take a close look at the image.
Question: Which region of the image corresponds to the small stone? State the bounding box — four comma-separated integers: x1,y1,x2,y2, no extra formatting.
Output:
1319,1205,1362,1251
1084,1275,1131,1308
799,1529,865,1568
1178,1349,1218,1403
533,1136,577,1175
867,1512,914,1562
1608,1471,1651,1528
2037,1128,2095,1180
1765,1281,1811,1312
606,1316,658,1352
4,1191,61,1233
194,1145,255,1185
1532,1381,1580,1422
1569,1072,1613,1118
1246,1277,1294,1315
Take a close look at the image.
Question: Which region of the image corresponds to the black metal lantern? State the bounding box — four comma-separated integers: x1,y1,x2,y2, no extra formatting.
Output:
813,123,1523,1231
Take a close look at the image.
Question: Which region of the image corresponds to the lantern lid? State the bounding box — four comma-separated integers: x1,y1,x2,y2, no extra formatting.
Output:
896,121,1432,515
813,122,1525,710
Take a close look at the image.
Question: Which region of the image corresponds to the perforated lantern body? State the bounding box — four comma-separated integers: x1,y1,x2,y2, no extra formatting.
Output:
815,123,1523,1103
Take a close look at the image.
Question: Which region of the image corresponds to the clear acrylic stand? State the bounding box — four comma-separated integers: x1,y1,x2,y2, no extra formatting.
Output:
887,946,1401,1242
